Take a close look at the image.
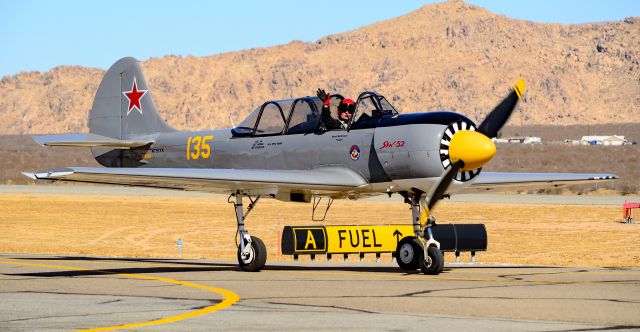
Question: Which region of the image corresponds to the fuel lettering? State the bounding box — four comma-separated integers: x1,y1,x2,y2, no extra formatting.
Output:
337,228,382,249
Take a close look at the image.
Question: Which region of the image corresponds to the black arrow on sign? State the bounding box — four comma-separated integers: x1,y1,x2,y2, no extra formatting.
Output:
393,229,403,244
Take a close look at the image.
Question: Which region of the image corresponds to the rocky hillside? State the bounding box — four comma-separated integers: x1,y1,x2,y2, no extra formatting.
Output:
1,0,638,135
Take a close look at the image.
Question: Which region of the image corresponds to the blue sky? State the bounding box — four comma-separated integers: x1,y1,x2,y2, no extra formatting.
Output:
1,0,638,78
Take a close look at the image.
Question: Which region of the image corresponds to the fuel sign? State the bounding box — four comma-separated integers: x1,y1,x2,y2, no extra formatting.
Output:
325,225,413,253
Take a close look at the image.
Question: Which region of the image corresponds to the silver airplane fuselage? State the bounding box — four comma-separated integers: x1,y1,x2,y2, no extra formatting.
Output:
96,111,478,198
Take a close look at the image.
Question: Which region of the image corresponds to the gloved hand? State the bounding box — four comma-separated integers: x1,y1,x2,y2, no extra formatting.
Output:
316,88,330,105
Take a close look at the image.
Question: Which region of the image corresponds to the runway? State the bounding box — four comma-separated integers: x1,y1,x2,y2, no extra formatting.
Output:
1,254,639,331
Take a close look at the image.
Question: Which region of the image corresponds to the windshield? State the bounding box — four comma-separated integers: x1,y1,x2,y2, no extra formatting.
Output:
235,100,293,136
235,106,261,134
378,97,398,115
349,91,399,129
354,95,379,122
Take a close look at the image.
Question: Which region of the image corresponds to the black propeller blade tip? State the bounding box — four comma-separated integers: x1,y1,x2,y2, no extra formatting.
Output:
477,79,526,139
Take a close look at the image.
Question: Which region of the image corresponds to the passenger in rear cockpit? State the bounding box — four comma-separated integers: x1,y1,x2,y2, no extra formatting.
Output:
316,88,354,131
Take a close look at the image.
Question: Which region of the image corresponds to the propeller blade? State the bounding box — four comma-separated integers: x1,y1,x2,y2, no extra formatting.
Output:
427,160,463,211
477,79,525,138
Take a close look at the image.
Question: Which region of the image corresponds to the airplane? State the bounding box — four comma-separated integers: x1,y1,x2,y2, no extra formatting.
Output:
24,57,618,275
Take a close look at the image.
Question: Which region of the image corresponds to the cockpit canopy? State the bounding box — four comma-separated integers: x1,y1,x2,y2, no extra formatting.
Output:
232,91,399,137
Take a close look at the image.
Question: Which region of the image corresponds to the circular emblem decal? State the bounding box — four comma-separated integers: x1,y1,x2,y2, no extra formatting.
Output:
349,145,360,161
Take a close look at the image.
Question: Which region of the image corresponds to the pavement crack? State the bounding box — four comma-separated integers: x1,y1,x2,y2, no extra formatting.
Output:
0,307,199,324
267,301,378,314
554,325,640,331
398,282,544,297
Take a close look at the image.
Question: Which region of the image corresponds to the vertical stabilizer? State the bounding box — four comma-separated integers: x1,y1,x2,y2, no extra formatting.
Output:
89,57,175,139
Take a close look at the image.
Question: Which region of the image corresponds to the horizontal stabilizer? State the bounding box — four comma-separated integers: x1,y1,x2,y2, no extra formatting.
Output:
32,133,153,149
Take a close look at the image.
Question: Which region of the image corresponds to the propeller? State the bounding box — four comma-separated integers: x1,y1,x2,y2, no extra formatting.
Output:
477,79,526,138
424,79,525,215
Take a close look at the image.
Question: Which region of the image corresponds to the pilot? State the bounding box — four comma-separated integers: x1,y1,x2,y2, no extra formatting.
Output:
316,88,355,130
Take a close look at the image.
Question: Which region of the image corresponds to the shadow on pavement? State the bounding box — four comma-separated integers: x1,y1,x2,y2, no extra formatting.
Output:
4,255,563,278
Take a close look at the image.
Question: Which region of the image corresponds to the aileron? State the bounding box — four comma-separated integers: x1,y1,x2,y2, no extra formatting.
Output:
463,172,619,193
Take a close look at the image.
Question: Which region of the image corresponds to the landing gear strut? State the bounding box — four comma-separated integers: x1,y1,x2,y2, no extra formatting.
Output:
230,191,266,272
395,191,444,275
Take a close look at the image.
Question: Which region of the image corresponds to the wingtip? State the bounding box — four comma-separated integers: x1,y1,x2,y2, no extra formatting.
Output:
31,135,48,146
514,79,526,99
21,172,37,180
591,174,619,180
21,168,74,180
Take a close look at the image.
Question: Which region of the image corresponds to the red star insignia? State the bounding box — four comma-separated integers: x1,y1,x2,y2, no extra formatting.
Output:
123,77,148,115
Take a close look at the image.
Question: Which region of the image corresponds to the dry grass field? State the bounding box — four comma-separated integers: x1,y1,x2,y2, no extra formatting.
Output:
1,193,638,267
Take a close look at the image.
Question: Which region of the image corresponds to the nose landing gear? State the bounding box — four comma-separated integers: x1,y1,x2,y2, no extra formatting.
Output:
395,191,444,275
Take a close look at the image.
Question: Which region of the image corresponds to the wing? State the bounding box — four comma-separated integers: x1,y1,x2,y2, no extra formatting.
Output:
461,172,618,193
22,166,368,198
32,133,153,149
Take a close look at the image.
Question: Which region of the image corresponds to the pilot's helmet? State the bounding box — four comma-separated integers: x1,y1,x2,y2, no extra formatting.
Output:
338,99,355,114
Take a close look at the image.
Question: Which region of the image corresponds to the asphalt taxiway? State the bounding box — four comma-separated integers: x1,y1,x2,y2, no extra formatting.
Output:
1,254,639,331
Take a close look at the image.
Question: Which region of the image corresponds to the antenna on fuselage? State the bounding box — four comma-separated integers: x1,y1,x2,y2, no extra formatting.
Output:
229,115,236,128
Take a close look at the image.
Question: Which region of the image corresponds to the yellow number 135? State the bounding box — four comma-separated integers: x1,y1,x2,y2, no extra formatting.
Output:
186,135,213,160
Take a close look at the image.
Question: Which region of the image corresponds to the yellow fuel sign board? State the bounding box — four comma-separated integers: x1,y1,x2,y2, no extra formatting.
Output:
324,225,414,253
281,225,414,255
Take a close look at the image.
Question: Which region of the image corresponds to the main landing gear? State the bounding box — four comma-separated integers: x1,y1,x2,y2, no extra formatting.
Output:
230,190,266,272
228,190,443,274
395,191,444,275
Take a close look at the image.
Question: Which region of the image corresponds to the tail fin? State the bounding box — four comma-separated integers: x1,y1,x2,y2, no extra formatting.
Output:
89,57,175,139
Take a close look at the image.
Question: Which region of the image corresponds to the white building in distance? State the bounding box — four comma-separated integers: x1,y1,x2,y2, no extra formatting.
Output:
496,136,542,144
523,136,542,144
581,135,627,146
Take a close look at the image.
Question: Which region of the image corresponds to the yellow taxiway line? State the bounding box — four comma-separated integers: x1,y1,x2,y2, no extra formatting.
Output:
0,258,240,331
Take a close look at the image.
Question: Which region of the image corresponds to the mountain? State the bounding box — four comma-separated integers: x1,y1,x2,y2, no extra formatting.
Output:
0,0,638,135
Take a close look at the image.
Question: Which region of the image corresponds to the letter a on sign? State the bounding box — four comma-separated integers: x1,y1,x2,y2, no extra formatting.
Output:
305,230,317,249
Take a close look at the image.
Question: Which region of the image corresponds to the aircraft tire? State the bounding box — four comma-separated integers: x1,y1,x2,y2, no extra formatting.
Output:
420,245,444,275
395,237,422,270
238,236,267,272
